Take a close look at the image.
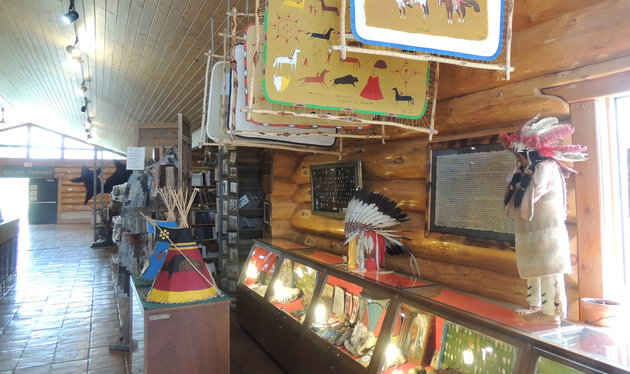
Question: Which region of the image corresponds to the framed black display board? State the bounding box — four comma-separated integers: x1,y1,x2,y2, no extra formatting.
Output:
428,143,515,242
310,161,362,218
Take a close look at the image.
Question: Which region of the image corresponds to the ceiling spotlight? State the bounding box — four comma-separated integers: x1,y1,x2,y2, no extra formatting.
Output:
65,40,81,57
77,81,87,95
63,0,79,24
81,98,88,112
84,118,92,129
0,107,5,124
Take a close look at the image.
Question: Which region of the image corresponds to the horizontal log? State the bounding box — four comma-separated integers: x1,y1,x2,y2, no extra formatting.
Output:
268,178,298,197
436,55,630,135
293,184,311,204
385,256,527,306
363,179,426,213
439,0,630,100
290,155,340,185
270,219,297,239
291,138,428,184
293,233,348,257
273,150,302,178
269,200,298,221
289,205,345,238
511,0,604,33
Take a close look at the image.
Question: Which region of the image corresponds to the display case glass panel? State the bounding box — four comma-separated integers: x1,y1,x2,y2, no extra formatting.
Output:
538,326,630,369
239,246,278,297
379,303,435,373
439,321,517,373
309,275,390,368
535,356,586,374
267,258,319,324
294,249,345,265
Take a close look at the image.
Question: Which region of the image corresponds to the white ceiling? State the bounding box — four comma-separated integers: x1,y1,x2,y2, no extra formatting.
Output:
0,0,251,153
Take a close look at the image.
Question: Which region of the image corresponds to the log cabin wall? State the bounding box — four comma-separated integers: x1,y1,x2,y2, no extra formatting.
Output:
267,0,630,322
0,159,114,224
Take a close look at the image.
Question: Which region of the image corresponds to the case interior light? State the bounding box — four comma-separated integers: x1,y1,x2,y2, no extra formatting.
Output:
246,263,258,279
295,267,304,278
384,343,402,367
462,349,474,365
314,304,327,325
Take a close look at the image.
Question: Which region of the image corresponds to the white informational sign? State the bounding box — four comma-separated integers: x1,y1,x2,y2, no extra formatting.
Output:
126,147,146,170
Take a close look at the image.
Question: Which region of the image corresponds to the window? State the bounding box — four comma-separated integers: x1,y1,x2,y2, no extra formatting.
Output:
608,95,630,301
0,124,124,160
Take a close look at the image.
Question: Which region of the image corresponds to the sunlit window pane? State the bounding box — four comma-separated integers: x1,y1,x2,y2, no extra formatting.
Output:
103,151,125,160
64,137,93,150
30,127,61,147
0,146,27,158
30,147,61,159
0,127,28,145
64,149,97,159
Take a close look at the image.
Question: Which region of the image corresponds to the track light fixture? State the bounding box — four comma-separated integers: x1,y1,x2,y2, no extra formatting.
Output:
63,0,79,24
65,37,81,57
0,107,5,124
77,80,87,95
81,98,88,112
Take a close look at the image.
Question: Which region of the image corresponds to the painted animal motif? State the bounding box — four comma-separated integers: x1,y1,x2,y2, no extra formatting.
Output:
339,55,360,69
273,48,301,71
162,254,205,279
70,166,102,205
408,0,429,18
331,74,359,87
281,0,306,14
392,88,414,105
273,74,291,92
298,69,330,87
306,28,335,44
319,0,339,16
439,0,480,23
394,0,408,19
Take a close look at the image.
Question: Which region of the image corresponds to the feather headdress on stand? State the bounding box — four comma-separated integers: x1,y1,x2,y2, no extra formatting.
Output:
344,188,420,277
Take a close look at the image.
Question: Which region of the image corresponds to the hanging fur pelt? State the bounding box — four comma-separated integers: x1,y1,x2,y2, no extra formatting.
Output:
344,188,420,276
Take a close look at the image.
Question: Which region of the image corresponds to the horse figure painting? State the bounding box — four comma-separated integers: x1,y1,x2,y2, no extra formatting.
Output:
439,0,480,24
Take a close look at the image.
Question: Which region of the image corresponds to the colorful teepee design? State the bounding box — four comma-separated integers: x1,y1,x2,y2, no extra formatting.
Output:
145,225,219,303
143,187,221,304
139,220,178,281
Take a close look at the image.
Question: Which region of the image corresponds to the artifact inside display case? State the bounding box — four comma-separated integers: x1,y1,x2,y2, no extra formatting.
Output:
309,275,390,368
267,258,319,323
438,321,517,373
241,246,278,297
379,303,435,373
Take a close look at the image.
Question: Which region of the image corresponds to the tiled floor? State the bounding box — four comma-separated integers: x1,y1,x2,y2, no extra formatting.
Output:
0,223,286,374
0,223,126,373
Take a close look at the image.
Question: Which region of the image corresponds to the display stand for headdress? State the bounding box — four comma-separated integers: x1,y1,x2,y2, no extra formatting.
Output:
334,0,515,80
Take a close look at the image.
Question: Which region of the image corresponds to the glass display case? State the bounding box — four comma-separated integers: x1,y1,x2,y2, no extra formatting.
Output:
236,239,630,374
309,275,391,368
267,258,319,324
378,303,436,374
240,245,278,297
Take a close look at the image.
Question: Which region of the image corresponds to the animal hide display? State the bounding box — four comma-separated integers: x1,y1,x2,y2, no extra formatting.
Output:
70,160,133,205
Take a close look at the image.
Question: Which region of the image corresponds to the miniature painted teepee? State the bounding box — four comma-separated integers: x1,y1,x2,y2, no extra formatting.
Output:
145,188,221,303
139,188,178,281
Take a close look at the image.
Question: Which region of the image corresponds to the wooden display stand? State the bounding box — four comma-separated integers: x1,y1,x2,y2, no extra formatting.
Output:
131,278,230,374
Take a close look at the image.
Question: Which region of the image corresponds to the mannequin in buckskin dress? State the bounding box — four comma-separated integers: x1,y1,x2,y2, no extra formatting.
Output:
501,116,587,323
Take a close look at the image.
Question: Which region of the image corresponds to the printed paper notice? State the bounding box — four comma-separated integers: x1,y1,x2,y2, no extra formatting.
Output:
126,147,146,170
